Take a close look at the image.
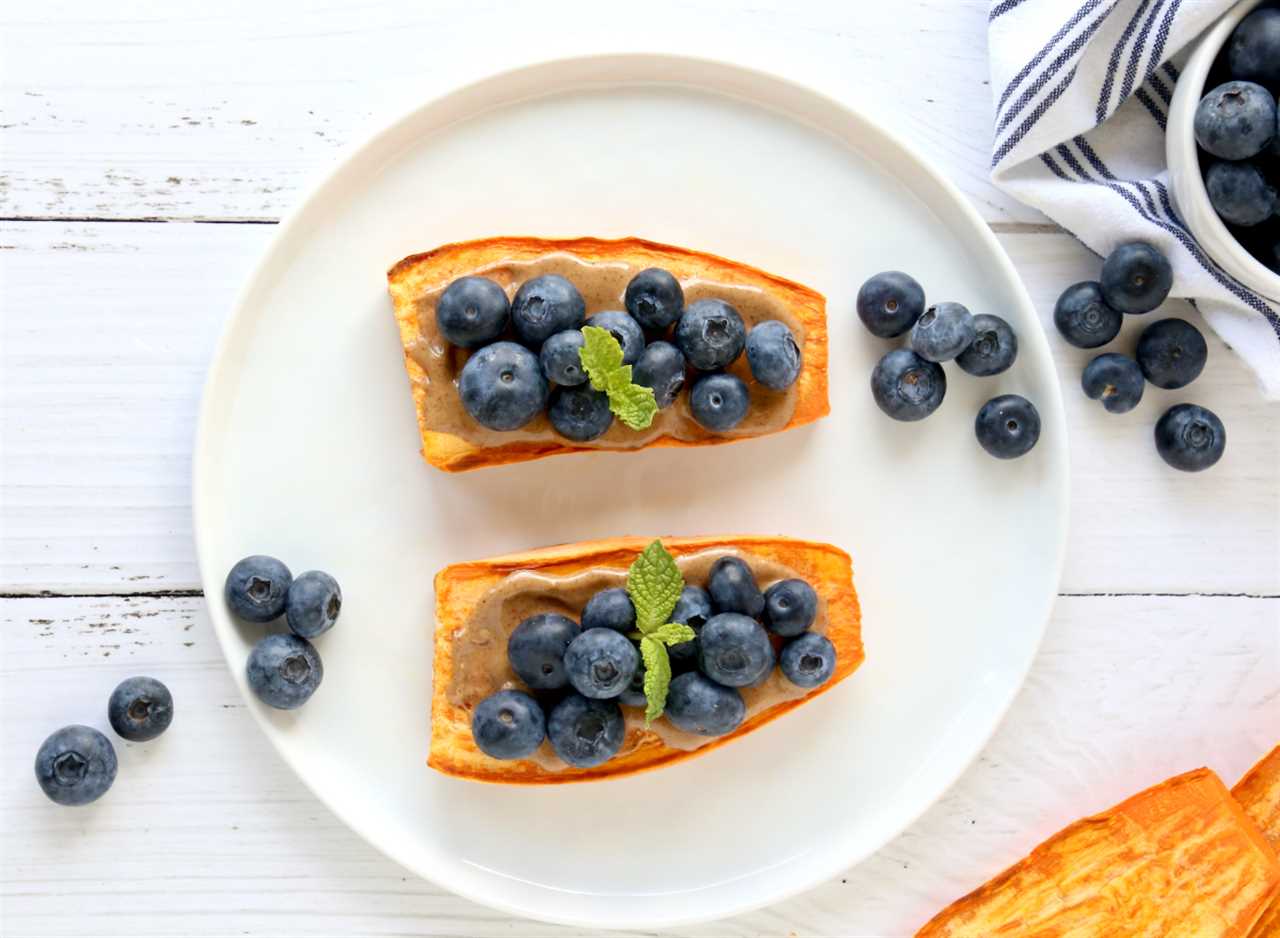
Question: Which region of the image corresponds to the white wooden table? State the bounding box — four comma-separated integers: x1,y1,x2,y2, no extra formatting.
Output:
2,2,1277,935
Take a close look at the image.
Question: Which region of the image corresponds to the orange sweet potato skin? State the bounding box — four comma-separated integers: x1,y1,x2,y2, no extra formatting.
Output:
1236,746,1280,938
916,768,1280,938
429,535,861,785
387,237,829,472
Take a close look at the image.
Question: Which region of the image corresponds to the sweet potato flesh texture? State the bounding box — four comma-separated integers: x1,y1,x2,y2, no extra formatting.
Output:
1235,746,1280,938
917,768,1280,938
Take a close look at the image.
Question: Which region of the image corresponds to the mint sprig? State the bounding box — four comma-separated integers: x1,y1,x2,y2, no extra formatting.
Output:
625,540,696,725
579,326,658,431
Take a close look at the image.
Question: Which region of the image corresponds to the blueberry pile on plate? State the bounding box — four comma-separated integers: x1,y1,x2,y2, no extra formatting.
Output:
470,559,834,768
857,271,1040,459
34,676,174,806
1054,241,1226,472
436,267,802,438
224,555,342,709
1194,5,1280,271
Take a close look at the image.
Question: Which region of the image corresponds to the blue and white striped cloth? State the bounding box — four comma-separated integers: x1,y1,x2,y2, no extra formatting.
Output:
989,0,1280,398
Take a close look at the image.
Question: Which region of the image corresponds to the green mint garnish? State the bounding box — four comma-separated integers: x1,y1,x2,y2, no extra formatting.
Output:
579,326,658,430
625,540,695,725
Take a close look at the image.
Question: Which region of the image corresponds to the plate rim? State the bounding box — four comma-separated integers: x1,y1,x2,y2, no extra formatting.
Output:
192,51,1070,929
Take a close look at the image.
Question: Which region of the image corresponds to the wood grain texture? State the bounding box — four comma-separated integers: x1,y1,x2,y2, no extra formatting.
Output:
3,593,1276,936
3,223,1276,594
0,0,1042,226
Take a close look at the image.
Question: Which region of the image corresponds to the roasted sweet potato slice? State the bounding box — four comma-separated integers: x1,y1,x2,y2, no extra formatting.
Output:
1236,746,1280,938
429,535,861,784
917,767,1280,937
387,237,828,472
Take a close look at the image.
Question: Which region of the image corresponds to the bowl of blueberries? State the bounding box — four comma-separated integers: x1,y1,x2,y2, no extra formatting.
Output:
1167,0,1280,301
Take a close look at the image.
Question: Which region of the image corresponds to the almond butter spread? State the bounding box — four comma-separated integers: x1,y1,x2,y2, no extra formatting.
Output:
445,547,828,772
405,253,803,449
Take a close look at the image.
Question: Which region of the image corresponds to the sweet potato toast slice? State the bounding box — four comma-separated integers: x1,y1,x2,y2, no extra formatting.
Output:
387,237,829,472
917,767,1280,937
1236,746,1280,938
429,535,861,784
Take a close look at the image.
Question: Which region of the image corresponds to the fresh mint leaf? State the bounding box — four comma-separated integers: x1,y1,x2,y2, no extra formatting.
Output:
578,327,659,430
647,622,697,646
579,325,623,391
608,376,658,430
626,539,684,632
640,635,672,726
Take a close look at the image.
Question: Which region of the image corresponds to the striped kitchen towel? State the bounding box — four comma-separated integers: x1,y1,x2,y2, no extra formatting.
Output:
989,0,1280,398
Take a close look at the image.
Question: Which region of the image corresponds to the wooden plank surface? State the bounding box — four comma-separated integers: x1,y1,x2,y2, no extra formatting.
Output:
2,592,1275,937
3,221,1276,594
0,0,1040,226
3,0,1279,935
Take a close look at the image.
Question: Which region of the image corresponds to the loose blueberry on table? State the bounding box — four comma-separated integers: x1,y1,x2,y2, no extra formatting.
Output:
1155,403,1227,472
1054,282,1123,348
468,541,836,768
1135,319,1208,390
1099,242,1173,315
431,266,804,440
108,676,174,742
1081,354,1145,415
35,725,118,806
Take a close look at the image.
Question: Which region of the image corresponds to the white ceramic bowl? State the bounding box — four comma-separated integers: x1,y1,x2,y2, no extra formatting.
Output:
1167,0,1280,302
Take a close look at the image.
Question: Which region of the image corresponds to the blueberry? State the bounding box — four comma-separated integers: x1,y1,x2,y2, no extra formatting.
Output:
1136,318,1208,389
856,270,926,338
763,578,818,637
1053,281,1123,348
246,633,323,710
108,676,174,742
458,341,549,431
779,633,837,689
909,302,976,363
746,320,802,390
581,587,636,632
698,612,774,687
689,373,750,432
618,661,648,707
35,725,117,806
664,672,745,737
1155,403,1226,471
564,628,639,699
1081,353,1145,414
668,585,712,670
585,310,645,365
632,340,686,408
511,274,586,347
1205,161,1277,227
956,314,1017,376
625,267,684,330
1194,81,1277,161
1100,241,1173,314
435,276,510,349
548,384,613,441
1228,9,1280,85
471,690,545,760
508,613,578,690
675,299,747,370
539,330,588,386
285,570,341,639
975,394,1041,460
547,694,624,768
707,556,765,616
225,555,291,623
870,348,946,422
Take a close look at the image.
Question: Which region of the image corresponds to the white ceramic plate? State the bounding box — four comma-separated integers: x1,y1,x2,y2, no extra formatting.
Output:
194,54,1069,929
